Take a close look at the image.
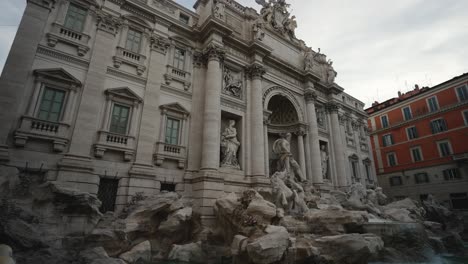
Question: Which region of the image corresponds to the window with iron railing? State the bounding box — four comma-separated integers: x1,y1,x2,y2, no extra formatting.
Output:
456,85,468,102
427,96,439,112
430,118,447,134
382,134,394,147
406,126,418,140
437,141,452,157
403,106,412,120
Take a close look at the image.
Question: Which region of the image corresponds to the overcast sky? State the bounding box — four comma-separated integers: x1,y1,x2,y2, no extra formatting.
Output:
1,0,467,108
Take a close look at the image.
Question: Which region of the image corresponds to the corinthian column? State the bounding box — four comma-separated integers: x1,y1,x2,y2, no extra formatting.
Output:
305,88,323,184
328,103,347,187
295,129,307,180
246,64,266,178
200,44,224,171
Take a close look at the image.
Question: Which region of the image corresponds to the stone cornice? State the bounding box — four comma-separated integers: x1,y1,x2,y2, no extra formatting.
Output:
27,0,56,10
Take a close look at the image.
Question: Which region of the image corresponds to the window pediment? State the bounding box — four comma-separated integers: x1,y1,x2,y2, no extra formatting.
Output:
105,87,143,104
160,102,189,118
123,15,152,30
34,68,81,89
362,158,371,164
349,154,359,161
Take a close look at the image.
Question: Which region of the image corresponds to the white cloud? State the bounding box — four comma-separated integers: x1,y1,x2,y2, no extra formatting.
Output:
1,0,467,107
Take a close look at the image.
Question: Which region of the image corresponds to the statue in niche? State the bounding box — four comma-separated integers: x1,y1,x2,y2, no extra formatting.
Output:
273,133,306,183
220,120,240,169
326,60,337,84
223,68,242,98
270,133,309,214
320,145,329,179
213,0,225,20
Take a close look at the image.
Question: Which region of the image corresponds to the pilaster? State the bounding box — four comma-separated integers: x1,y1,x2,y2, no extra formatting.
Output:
327,102,347,188
304,88,323,185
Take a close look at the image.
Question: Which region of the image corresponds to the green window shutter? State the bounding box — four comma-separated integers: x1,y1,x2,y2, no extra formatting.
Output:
109,104,130,134
38,88,65,122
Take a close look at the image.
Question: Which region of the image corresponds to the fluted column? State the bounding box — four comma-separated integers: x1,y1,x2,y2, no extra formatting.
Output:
200,44,224,171
296,130,307,180
247,64,266,178
328,103,347,187
305,89,323,184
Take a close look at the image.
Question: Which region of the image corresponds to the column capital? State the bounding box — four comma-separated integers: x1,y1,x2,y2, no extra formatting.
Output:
150,34,170,54
325,102,340,113
294,129,307,137
304,88,317,103
246,64,266,79
203,43,225,62
263,110,272,125
96,11,123,36
338,113,347,125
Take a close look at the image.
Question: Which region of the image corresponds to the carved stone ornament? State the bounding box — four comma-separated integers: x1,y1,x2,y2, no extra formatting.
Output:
192,51,205,67
203,44,225,62
150,34,170,54
213,0,226,20
304,89,317,103
245,64,266,79
338,114,347,125
325,102,339,113
96,11,123,35
255,0,297,40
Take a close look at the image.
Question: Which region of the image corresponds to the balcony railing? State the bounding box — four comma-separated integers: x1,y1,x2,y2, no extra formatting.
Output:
46,23,90,56
113,47,147,75
154,142,187,169
14,116,70,152
94,131,136,161
164,65,191,90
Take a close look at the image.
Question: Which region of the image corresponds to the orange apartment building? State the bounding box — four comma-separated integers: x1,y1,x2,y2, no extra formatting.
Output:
365,73,468,210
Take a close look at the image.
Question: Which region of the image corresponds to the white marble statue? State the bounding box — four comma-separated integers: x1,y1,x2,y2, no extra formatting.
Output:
320,145,329,179
326,60,337,84
253,19,266,41
304,47,314,71
220,120,240,169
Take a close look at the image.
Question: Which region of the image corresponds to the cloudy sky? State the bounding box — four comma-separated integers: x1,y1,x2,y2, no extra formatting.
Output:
1,0,467,108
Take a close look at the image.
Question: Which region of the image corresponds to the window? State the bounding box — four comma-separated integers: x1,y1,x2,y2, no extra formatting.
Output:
109,104,130,134
414,172,429,184
437,141,452,157
161,183,176,192
463,111,468,126
402,106,412,120
364,161,372,180
125,28,142,53
427,96,439,112
456,85,468,102
165,118,180,145
389,176,402,186
450,193,468,210
381,115,389,128
173,47,186,70
37,87,66,122
64,3,87,32
179,13,189,24
387,152,397,167
406,126,418,140
443,168,461,181
382,134,394,147
430,118,447,134
411,147,423,162
97,178,119,213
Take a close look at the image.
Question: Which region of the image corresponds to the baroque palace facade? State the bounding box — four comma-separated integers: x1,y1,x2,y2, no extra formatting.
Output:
0,0,374,221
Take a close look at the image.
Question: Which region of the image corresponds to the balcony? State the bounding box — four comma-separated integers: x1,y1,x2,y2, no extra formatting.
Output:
164,65,191,90
46,23,90,56
14,116,71,152
113,47,147,75
94,131,136,161
154,142,187,169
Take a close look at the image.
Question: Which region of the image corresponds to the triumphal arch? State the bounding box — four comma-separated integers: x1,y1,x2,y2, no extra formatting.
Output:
0,0,374,222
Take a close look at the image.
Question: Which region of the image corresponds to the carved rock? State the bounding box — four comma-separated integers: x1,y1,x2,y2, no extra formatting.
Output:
118,240,152,263
246,225,290,264
168,241,205,263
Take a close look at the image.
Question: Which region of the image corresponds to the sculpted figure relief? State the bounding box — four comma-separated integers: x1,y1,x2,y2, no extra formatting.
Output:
220,120,240,169
223,68,242,98
255,0,297,40
273,133,306,182
304,47,314,71
253,19,266,41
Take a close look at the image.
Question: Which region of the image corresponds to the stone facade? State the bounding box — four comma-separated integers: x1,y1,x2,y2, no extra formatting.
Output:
0,0,374,221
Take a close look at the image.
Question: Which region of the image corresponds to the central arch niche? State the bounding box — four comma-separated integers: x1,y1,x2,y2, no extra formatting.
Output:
267,95,299,125
266,94,301,175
